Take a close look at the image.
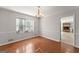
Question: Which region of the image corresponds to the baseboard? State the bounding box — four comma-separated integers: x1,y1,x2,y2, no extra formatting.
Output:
40,35,60,42
1,35,77,48
75,45,79,48
0,35,39,46
0,35,60,46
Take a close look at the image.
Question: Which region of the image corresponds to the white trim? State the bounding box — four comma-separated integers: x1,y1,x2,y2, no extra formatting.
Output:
75,45,79,48
0,35,38,46
0,35,60,46
40,35,60,42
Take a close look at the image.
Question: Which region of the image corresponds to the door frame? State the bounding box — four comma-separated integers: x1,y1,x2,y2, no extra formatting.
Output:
60,14,76,46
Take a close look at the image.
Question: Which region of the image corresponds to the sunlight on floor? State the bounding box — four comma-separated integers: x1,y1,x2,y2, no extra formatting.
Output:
25,43,35,53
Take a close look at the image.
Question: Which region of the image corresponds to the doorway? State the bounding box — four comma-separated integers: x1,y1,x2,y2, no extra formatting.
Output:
60,16,75,46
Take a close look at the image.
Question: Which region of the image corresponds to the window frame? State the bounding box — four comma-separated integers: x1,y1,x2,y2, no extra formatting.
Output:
16,17,34,33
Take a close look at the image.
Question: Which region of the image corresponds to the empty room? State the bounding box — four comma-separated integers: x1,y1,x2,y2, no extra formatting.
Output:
0,6,79,53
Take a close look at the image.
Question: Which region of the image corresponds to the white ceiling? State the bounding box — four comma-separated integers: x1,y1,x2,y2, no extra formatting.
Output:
0,6,79,16
0,6,37,16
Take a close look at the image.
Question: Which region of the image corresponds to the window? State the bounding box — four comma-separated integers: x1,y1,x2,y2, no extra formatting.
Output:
16,18,34,33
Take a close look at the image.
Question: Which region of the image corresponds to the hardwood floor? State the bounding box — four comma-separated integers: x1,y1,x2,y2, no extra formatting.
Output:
0,36,79,53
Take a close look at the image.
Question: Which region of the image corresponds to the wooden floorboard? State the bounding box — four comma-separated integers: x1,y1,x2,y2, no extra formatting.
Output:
0,36,79,53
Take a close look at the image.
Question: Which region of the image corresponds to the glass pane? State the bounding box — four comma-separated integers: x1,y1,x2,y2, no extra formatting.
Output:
16,17,34,33
16,18,20,32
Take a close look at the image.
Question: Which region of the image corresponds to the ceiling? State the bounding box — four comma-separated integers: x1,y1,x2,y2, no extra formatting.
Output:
0,6,79,16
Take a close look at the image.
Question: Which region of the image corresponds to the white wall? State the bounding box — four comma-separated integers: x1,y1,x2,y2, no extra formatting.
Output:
75,9,79,48
40,15,60,42
40,9,76,44
0,8,39,46
40,8,79,48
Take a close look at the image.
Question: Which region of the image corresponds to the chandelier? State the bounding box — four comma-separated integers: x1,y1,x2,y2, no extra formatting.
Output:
36,6,43,18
